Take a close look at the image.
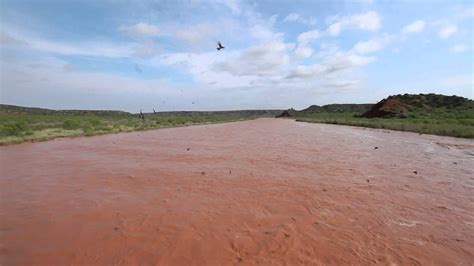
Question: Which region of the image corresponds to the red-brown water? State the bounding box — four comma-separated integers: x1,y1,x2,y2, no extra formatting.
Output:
1,118,473,265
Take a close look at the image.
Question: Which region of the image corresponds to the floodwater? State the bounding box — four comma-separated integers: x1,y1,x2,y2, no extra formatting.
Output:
1,118,473,265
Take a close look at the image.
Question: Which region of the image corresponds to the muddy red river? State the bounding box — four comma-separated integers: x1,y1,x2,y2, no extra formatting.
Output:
1,118,473,265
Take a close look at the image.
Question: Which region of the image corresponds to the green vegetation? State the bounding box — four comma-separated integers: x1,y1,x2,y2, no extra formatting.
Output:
2,93,472,144
280,93,474,138
0,105,281,145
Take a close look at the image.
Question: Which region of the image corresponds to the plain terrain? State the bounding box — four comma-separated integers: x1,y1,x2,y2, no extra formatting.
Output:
2,94,473,145
0,105,281,145
282,94,474,138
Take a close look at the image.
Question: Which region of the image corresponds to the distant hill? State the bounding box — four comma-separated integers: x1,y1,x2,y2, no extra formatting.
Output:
275,93,473,138
0,104,131,116
276,103,374,117
301,104,374,114
276,93,474,118
362,93,474,118
148,110,283,117
0,104,283,117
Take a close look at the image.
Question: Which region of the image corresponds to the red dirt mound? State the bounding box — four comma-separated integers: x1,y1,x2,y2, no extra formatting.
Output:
275,110,291,118
363,97,408,118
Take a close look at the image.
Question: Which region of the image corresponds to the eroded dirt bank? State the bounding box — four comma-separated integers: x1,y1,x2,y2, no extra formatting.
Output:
1,118,473,265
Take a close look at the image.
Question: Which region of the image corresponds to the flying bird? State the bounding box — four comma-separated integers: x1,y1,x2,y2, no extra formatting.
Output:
217,41,225,51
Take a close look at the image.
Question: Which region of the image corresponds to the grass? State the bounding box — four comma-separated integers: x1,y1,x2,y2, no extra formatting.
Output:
0,113,265,145
292,108,474,138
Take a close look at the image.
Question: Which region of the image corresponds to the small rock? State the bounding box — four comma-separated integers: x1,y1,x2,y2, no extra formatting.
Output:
186,147,190,151
201,171,206,175
366,179,370,183
453,162,457,165
374,147,379,150
413,171,418,175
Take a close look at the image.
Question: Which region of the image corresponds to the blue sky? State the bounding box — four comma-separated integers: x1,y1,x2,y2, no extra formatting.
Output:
1,0,472,112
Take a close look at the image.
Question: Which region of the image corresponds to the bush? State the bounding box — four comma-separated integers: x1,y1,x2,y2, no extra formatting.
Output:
1,121,27,136
95,126,112,132
89,117,102,127
83,127,94,136
62,119,81,130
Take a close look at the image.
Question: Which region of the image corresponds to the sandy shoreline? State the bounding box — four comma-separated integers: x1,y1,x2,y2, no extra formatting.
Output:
1,118,473,265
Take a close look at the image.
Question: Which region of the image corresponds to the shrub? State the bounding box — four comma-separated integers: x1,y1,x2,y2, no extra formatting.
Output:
62,119,81,130
1,121,27,136
83,127,94,136
89,117,102,127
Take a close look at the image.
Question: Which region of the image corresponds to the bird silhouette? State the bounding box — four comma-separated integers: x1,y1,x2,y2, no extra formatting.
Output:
217,41,225,51
153,109,157,114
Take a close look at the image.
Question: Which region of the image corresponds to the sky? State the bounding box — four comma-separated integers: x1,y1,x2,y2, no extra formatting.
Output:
0,0,473,112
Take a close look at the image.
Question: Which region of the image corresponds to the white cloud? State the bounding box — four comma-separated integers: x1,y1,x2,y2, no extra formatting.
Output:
294,46,314,59
159,51,255,89
213,0,242,15
249,24,281,41
450,44,467,53
352,39,384,54
119,22,160,38
297,30,321,45
401,20,426,34
294,30,321,59
175,23,216,44
0,32,27,46
447,5,474,22
351,35,393,54
286,54,376,79
284,13,300,22
132,40,160,58
326,11,381,36
438,24,458,39
283,13,317,25
213,39,292,77
268,14,279,25
346,54,376,66
326,23,341,36
3,31,134,58
0,56,177,96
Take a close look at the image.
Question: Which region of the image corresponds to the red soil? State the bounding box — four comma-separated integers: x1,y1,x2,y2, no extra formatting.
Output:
1,118,473,265
363,98,407,117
